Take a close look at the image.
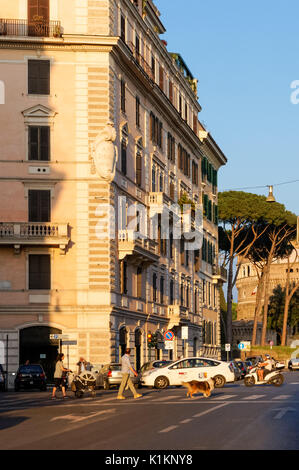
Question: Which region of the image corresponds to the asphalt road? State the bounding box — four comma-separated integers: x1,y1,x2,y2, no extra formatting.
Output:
0,371,298,451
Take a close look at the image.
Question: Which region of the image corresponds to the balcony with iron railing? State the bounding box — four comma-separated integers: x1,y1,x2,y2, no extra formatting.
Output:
118,229,159,265
0,19,62,38
0,222,70,253
127,41,155,82
212,265,228,284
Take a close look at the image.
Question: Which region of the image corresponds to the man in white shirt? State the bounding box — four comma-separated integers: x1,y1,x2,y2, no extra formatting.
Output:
117,348,142,400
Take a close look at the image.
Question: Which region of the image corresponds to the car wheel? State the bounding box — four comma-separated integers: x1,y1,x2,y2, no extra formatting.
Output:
213,375,226,388
154,376,169,389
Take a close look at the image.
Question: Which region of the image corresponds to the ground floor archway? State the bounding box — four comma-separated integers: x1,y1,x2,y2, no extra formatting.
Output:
19,326,62,381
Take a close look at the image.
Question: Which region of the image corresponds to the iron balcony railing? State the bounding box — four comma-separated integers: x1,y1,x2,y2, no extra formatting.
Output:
0,19,62,38
127,41,155,82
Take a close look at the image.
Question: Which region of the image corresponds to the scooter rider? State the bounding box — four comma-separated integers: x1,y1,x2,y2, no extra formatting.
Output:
257,354,272,381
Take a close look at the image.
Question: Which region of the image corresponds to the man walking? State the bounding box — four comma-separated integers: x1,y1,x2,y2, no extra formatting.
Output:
117,348,142,400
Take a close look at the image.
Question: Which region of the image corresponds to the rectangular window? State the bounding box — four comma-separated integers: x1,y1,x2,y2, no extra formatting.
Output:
120,261,128,295
169,80,173,103
160,277,164,304
121,140,127,175
136,152,142,187
28,126,50,161
136,96,140,127
120,15,126,42
28,189,51,222
159,65,164,92
137,267,142,299
29,254,51,290
151,55,155,81
28,60,50,95
121,79,126,113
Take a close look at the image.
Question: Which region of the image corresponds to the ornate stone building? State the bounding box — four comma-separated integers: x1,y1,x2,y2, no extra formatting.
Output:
0,0,227,384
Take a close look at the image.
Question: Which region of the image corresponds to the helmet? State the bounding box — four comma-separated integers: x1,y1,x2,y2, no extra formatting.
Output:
265,354,270,359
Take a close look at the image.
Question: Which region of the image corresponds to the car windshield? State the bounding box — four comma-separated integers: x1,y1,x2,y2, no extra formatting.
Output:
19,365,43,373
154,361,172,368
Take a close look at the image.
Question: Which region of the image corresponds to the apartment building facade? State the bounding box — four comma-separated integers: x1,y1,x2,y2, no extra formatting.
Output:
0,0,227,381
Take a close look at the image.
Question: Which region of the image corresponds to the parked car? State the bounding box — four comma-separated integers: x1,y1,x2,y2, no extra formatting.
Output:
234,360,247,379
95,363,139,390
231,361,242,381
0,364,6,392
246,356,263,366
140,357,235,389
288,357,299,371
14,364,47,391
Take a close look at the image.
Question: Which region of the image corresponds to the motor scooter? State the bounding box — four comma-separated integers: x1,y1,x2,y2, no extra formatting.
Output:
244,365,284,387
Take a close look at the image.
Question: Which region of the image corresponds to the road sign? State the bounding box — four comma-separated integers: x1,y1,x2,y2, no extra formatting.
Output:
164,330,174,341
225,344,231,352
181,326,189,340
164,341,174,350
238,341,251,351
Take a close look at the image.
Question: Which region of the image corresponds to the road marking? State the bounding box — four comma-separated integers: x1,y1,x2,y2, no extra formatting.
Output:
273,395,291,400
180,418,193,424
192,402,229,418
155,395,180,401
50,408,115,424
245,395,266,400
212,395,237,400
159,425,179,433
273,407,296,419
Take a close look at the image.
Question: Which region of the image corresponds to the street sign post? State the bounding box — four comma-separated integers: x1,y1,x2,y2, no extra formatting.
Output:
164,341,174,350
164,330,175,341
225,343,231,361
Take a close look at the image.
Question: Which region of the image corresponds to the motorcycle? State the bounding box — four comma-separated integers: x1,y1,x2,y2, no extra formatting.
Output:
244,365,284,387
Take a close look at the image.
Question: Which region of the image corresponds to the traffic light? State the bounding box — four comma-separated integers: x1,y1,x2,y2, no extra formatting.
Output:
147,333,153,347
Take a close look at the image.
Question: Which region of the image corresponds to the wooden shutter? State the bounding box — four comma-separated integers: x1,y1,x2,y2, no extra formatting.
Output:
28,0,49,37
169,81,173,103
121,140,127,175
29,254,50,290
28,190,50,222
28,60,50,94
29,127,39,160
159,66,164,91
137,267,142,299
120,15,126,42
136,153,142,187
40,126,50,161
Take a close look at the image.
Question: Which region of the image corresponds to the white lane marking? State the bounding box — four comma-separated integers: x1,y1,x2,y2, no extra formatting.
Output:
273,395,291,400
159,425,179,433
180,419,193,424
273,407,296,420
245,395,266,400
155,395,180,401
192,402,228,418
212,395,237,400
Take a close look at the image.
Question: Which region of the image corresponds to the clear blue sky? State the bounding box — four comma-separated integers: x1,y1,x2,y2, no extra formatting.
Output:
155,0,299,216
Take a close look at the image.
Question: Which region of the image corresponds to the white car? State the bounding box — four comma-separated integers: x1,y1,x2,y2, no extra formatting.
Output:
141,357,235,389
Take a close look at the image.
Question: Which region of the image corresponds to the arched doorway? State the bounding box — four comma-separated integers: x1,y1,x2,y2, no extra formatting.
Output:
19,326,62,381
119,327,127,360
135,329,142,372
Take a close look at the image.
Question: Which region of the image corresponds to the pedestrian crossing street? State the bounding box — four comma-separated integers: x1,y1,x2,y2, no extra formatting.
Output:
0,391,298,411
